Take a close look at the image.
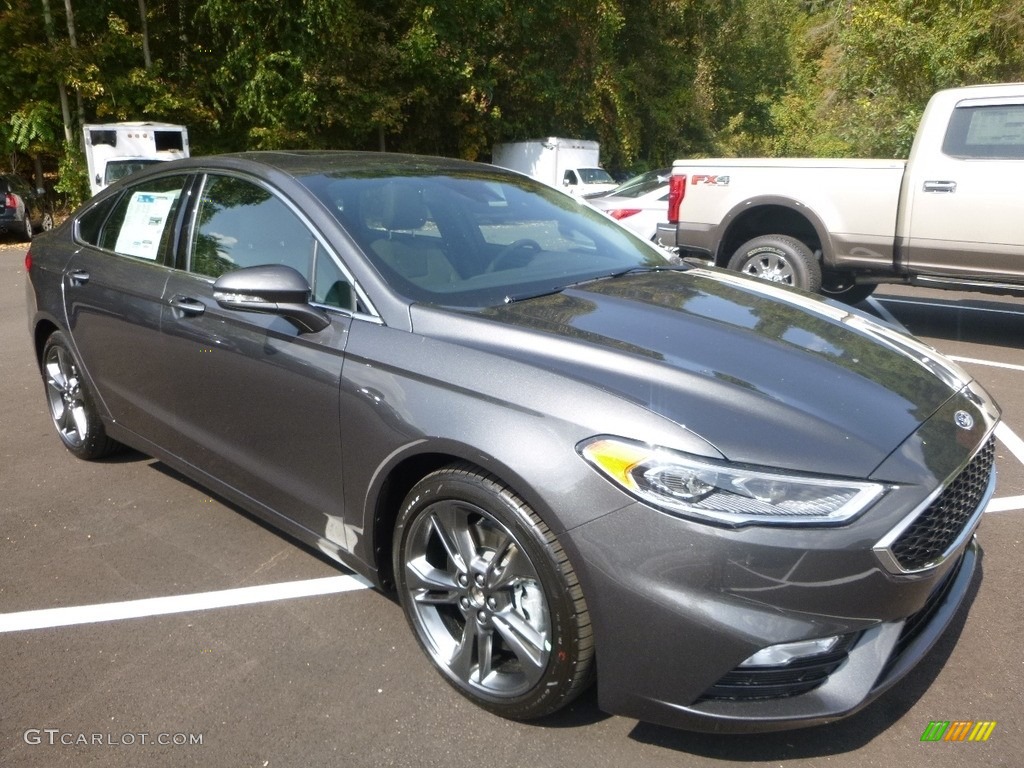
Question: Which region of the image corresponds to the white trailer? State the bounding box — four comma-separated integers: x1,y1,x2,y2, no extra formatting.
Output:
83,122,190,196
492,137,617,196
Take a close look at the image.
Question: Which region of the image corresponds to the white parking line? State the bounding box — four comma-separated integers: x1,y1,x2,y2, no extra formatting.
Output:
0,574,371,634
987,495,1024,513
948,355,1024,374
995,421,1024,465
866,296,903,328
875,296,1024,318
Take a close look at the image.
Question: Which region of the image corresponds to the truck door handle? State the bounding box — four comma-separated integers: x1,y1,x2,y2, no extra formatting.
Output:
67,269,90,286
923,180,957,193
169,295,206,316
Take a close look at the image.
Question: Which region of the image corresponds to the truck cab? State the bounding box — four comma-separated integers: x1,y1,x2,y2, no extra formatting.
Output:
83,123,190,197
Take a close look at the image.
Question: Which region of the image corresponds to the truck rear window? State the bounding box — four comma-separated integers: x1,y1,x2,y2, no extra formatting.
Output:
942,104,1024,159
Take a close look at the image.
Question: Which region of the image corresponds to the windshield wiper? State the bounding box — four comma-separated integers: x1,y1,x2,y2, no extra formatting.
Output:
502,263,689,304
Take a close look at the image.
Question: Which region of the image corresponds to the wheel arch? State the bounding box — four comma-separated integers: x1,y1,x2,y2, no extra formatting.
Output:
368,445,557,592
32,319,60,367
716,198,832,268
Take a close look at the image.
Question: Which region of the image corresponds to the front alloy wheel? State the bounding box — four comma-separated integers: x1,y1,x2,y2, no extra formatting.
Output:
394,465,593,719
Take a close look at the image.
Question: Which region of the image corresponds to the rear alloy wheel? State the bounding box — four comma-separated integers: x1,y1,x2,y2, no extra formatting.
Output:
21,213,33,242
42,332,122,460
394,465,594,719
727,235,821,293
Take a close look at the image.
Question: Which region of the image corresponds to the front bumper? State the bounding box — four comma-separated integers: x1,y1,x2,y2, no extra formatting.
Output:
650,541,979,733
567,504,983,733
564,382,996,732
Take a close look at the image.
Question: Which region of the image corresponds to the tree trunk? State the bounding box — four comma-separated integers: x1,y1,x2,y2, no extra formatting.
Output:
138,0,153,70
62,0,86,144
39,0,74,146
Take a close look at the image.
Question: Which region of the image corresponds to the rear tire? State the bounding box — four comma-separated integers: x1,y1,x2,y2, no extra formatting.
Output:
41,332,122,460
393,464,594,720
21,213,33,242
821,272,877,305
727,235,821,293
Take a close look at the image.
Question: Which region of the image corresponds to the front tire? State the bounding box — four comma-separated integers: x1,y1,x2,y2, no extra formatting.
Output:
41,332,122,460
727,235,821,293
393,464,594,720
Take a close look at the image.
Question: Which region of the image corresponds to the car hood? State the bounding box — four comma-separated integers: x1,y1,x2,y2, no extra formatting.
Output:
412,268,976,478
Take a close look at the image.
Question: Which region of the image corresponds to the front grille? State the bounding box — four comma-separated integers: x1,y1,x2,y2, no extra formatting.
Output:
888,438,994,572
699,633,860,702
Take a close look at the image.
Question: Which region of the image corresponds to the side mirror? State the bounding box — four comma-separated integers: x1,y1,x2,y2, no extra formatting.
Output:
213,264,330,334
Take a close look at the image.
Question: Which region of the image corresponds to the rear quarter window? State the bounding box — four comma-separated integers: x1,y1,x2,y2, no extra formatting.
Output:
942,104,1024,159
77,175,189,264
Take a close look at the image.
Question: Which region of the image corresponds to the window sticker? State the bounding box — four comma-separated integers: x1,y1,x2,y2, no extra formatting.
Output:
114,191,178,260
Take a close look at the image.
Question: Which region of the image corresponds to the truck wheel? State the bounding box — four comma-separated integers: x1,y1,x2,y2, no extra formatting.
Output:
820,272,876,305
727,235,821,293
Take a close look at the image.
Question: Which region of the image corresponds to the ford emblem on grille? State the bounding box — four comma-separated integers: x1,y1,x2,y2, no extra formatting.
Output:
954,410,975,430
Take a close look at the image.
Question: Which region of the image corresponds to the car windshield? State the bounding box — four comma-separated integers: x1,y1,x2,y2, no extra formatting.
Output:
577,168,614,184
608,168,671,198
299,169,669,308
104,159,164,185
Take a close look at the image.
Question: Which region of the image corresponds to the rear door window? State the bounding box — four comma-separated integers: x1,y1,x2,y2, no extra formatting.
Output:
943,104,1024,159
79,175,189,264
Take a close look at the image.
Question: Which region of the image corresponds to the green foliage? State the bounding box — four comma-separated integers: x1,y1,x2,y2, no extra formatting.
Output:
55,146,90,208
2,0,1024,189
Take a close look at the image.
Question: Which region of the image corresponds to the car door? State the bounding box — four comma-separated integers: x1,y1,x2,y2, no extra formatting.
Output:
62,174,190,438
904,99,1024,279
155,172,358,548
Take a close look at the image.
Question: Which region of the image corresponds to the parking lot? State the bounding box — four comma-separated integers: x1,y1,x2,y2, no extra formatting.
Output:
1,240,1021,767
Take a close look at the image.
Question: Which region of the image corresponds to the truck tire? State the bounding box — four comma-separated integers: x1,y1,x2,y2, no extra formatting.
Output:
727,235,821,293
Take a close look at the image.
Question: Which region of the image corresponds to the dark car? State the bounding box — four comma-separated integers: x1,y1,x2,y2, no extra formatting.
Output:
24,151,998,733
2,174,53,241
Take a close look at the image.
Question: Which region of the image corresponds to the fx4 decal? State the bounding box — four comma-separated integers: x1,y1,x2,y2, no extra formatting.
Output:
691,175,730,186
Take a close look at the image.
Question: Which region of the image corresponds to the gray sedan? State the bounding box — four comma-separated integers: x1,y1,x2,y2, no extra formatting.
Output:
24,151,998,732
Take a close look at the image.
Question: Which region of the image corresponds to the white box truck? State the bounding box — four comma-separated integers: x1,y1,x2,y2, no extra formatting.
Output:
83,122,190,196
492,137,617,196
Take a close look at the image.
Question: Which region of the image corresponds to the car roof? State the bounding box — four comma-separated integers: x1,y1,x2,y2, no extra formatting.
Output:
162,150,500,179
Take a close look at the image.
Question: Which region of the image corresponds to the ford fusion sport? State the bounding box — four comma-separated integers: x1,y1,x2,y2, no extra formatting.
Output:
24,151,999,732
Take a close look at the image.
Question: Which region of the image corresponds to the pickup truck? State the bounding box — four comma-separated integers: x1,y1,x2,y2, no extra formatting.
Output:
656,83,1024,303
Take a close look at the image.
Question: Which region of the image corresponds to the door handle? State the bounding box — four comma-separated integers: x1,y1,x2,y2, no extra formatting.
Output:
923,180,957,193
67,269,90,286
169,295,206,316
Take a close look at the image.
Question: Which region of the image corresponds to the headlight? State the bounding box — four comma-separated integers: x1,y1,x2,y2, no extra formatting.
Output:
578,437,885,527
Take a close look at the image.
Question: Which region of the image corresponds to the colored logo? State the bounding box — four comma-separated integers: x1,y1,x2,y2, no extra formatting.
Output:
921,721,996,742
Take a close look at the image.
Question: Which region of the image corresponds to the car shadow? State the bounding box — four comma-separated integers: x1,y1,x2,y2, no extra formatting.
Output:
868,293,1024,348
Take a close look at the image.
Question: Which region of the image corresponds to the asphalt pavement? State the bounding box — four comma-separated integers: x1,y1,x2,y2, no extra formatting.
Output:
1,241,1021,767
